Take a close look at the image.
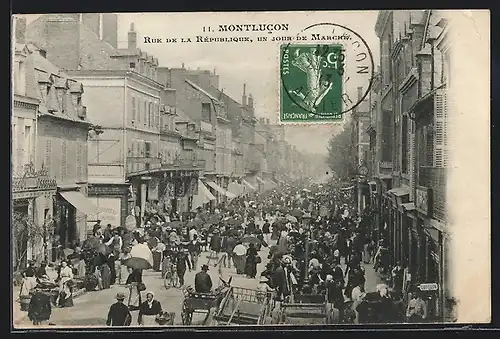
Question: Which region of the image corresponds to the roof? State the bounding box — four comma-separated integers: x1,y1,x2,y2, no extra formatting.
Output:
185,79,220,103
175,107,192,123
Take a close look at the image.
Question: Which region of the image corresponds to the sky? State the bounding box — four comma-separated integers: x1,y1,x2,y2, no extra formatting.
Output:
22,11,380,155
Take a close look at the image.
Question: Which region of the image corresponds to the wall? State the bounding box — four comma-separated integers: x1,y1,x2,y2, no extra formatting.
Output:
36,117,88,185
12,106,36,176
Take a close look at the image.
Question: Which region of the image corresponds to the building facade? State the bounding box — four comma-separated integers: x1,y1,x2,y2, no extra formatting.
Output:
371,10,453,321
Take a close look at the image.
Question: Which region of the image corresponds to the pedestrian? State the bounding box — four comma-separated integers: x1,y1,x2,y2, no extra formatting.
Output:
209,228,222,266
222,232,237,268
138,291,162,326
58,279,74,308
106,292,132,326
351,282,366,324
195,264,213,293
325,275,342,324
188,234,201,271
391,261,404,298
406,291,428,323
245,243,259,279
28,288,52,325
175,248,190,286
232,242,247,274
100,262,111,289
262,219,271,245
126,268,143,311
118,250,132,285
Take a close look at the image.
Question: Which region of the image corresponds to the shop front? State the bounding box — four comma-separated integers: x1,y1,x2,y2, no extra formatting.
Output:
412,185,449,321
87,183,129,230
192,179,216,211
387,186,410,267
56,184,99,248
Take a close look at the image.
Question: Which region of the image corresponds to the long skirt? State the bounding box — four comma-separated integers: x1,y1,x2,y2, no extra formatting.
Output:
140,314,158,326
119,264,129,285
245,257,257,278
128,284,141,311
101,264,111,289
233,255,246,274
153,252,162,272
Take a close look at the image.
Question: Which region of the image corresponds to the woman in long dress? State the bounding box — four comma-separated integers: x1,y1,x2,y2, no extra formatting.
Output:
101,263,111,289
119,251,132,285
126,268,142,311
138,291,162,326
245,243,258,279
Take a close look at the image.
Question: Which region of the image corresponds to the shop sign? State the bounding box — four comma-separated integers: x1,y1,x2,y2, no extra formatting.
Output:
416,186,432,216
418,283,439,291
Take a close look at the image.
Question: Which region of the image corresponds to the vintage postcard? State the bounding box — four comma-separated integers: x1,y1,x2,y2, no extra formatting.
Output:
11,10,490,329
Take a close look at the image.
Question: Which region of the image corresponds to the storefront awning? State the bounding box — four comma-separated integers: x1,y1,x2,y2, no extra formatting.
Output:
401,202,416,211
206,181,236,199
199,180,216,201
242,179,256,191
388,187,410,197
59,190,99,215
256,176,265,185
192,180,215,210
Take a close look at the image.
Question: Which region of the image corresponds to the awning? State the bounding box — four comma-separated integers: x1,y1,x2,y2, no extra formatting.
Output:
242,179,256,191
227,182,243,197
206,181,236,199
256,176,265,185
401,202,416,211
388,187,410,197
192,180,215,210
59,190,99,215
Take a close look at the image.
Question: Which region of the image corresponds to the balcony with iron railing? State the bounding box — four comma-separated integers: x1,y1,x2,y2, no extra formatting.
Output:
12,163,57,194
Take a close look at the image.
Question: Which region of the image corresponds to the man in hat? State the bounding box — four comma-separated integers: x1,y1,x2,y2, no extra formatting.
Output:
194,264,212,293
106,292,132,326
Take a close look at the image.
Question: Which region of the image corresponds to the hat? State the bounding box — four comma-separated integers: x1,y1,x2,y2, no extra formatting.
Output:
116,292,126,300
326,275,333,281
165,226,172,231
146,291,155,298
201,264,209,271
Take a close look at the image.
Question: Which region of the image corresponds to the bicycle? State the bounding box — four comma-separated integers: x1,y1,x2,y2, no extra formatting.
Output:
163,262,180,290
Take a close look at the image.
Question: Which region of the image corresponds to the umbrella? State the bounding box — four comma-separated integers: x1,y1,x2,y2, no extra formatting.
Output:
240,235,263,245
233,244,246,256
286,215,298,223
291,209,304,218
165,221,183,229
63,248,74,257
130,243,154,266
207,215,222,224
123,257,152,270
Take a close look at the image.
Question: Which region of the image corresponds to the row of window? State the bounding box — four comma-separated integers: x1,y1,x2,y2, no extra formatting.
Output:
130,95,160,129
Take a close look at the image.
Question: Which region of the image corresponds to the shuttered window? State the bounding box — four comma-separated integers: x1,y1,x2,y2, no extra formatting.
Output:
61,140,68,179
131,96,136,122
45,139,52,177
434,90,448,167
76,142,82,180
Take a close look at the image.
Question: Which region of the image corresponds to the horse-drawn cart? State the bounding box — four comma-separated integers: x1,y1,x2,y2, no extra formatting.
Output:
275,294,328,325
180,279,230,325
213,286,273,325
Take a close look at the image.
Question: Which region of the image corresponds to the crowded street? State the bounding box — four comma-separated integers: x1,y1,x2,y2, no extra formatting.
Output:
16,178,404,327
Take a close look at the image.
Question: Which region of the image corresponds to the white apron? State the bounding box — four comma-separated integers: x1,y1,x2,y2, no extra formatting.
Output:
141,315,157,326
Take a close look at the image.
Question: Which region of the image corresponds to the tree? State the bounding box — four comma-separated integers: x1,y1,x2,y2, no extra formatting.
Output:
326,122,355,180
12,212,56,271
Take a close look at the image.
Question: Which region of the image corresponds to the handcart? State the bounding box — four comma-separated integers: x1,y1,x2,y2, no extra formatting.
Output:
213,286,273,325
275,294,328,325
180,279,230,325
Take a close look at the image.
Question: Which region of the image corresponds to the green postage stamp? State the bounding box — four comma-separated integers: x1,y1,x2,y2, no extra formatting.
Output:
280,44,344,123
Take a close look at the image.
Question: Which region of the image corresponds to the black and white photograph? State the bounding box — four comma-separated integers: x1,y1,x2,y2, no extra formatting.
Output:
11,10,490,329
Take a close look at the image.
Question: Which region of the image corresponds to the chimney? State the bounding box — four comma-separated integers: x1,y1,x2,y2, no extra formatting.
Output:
242,83,247,106
15,17,26,44
357,86,363,101
248,93,254,108
128,23,137,50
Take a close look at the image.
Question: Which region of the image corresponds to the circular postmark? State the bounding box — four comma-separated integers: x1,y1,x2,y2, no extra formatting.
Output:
280,23,375,118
